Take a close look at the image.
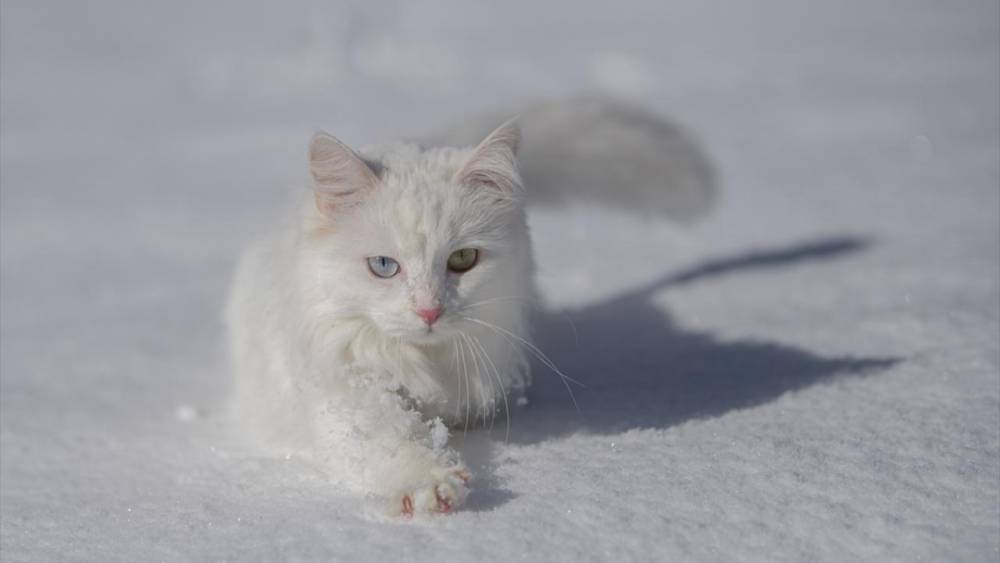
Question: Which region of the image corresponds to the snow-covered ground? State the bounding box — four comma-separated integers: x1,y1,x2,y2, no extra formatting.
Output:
2,0,997,560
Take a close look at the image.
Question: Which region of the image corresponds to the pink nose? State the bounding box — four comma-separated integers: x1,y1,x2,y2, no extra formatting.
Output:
416,306,443,326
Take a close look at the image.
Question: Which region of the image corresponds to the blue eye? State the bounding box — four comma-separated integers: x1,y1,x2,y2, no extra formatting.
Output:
367,256,400,278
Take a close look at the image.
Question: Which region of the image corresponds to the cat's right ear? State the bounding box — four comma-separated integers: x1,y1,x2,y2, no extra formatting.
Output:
309,132,379,217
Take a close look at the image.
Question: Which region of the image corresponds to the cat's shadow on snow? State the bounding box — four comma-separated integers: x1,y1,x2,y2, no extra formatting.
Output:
460,236,898,512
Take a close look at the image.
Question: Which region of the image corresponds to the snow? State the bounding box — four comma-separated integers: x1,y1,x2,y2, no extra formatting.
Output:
1,0,997,560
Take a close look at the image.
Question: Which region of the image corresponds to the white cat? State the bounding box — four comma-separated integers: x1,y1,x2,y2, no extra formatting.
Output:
226,98,716,516
226,120,534,515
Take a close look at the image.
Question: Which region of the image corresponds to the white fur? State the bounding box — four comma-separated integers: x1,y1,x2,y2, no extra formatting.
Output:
225,122,533,514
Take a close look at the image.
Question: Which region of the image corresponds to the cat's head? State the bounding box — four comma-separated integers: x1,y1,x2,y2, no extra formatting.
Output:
302,121,533,345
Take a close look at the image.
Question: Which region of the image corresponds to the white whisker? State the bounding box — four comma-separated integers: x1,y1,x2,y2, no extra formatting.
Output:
457,295,538,312
462,315,581,413
461,332,490,428
451,337,462,421
466,333,496,431
457,334,471,435
470,334,511,443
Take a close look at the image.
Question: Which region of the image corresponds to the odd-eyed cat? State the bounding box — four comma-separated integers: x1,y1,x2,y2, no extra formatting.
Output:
226,98,716,515
226,121,532,515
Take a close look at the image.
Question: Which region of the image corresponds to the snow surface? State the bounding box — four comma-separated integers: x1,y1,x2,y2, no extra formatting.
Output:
1,0,998,560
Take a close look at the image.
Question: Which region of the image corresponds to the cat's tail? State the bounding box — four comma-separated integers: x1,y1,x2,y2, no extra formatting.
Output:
428,97,717,223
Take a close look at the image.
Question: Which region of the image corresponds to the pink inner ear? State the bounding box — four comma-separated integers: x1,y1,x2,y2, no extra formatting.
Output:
452,121,521,194
459,166,516,193
309,133,379,216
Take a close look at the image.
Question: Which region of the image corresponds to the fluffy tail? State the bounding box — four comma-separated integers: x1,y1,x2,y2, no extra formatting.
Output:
429,97,717,223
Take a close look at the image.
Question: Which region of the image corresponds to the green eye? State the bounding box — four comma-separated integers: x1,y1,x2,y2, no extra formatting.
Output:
447,248,479,273
367,256,400,278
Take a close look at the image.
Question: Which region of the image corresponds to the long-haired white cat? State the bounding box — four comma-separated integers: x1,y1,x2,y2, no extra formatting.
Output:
227,121,533,515
226,99,715,516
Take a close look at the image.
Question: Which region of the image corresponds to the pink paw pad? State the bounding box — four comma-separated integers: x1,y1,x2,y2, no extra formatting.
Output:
435,487,453,513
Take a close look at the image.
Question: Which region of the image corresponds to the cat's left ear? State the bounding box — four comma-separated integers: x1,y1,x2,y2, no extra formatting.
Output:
452,118,522,194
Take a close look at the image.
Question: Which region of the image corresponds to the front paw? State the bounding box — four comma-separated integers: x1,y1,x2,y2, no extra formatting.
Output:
400,468,471,516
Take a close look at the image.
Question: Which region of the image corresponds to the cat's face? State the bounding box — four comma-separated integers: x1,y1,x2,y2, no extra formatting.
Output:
304,122,531,345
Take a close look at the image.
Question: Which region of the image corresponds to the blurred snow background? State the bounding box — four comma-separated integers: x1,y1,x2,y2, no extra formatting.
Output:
1,0,997,560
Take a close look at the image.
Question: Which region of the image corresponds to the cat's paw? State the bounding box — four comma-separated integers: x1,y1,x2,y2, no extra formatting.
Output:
400,468,471,516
